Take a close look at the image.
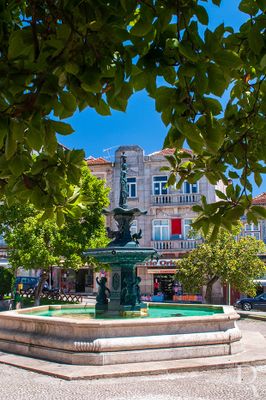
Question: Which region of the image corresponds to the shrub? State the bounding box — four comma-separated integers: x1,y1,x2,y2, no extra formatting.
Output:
0,268,13,300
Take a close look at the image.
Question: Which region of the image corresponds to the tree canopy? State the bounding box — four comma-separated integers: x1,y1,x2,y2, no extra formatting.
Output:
1,0,266,234
0,167,109,303
175,228,266,303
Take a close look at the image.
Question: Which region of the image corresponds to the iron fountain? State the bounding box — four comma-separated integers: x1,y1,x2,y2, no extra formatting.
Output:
85,152,157,317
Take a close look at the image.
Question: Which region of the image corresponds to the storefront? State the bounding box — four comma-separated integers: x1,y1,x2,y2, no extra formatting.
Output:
137,259,181,301
51,267,95,294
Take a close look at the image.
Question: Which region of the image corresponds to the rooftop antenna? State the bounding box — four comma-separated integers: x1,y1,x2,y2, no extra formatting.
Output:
103,145,119,161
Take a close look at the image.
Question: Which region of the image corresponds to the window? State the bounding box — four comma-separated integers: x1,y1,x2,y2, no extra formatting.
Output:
183,181,198,194
244,223,261,240
171,219,182,238
130,220,138,236
127,177,137,198
153,176,168,195
152,220,169,241
184,219,193,239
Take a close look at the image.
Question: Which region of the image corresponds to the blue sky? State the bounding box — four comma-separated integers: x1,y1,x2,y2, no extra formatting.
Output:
59,1,266,196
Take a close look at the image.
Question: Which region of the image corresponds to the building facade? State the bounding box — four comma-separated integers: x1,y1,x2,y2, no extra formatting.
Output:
88,145,226,302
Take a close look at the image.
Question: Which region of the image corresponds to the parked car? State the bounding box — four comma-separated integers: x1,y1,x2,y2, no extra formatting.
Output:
235,293,266,311
15,276,39,292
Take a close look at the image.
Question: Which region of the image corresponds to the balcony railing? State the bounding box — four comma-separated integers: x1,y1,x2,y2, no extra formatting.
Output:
151,193,201,206
151,239,202,251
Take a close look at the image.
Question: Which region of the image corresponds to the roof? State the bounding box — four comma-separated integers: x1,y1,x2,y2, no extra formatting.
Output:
253,192,266,205
148,148,193,157
86,157,111,166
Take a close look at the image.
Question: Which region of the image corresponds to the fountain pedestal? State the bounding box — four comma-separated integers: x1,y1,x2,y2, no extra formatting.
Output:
86,245,156,316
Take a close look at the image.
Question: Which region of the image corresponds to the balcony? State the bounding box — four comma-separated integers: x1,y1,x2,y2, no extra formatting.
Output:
151,239,202,251
151,193,201,206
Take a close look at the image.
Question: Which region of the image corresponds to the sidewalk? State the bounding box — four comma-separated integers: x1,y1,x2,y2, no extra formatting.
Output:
237,310,266,321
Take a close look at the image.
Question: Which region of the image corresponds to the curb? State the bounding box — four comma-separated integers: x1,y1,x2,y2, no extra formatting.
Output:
1,354,266,381
238,313,266,322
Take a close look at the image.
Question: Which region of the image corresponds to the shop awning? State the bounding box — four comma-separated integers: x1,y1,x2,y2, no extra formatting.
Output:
147,269,177,274
254,279,266,287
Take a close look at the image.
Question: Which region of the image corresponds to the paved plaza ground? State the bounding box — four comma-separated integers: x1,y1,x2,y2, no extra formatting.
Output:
0,319,265,400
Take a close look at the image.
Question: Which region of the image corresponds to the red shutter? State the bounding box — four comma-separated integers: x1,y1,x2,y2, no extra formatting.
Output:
171,219,182,235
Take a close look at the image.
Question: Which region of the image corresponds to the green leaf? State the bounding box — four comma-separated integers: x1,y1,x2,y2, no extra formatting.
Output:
56,209,65,227
178,42,198,62
162,67,176,84
160,166,171,171
130,19,152,37
257,0,266,12
228,171,239,179
131,71,148,91
226,184,234,198
226,205,245,220
0,119,8,147
215,190,227,200
8,30,33,60
209,225,219,241
95,99,111,116
195,5,209,25
44,123,57,155
155,87,176,112
202,97,222,115
254,172,262,186
60,92,77,113
195,70,208,95
214,50,243,69
175,119,204,145
207,64,227,96
10,120,25,141
251,205,266,218
9,155,26,176
69,149,85,165
40,208,55,221
163,127,185,149
65,62,79,75
239,0,259,15
5,132,17,160
260,54,266,69
167,173,176,186
67,165,81,184
50,120,74,135
212,0,221,5
26,127,44,151
248,28,264,55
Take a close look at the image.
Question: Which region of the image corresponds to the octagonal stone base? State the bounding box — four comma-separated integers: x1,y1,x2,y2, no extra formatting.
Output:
0,304,242,366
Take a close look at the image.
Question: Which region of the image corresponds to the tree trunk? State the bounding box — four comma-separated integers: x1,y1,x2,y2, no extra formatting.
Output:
34,270,48,306
205,276,220,304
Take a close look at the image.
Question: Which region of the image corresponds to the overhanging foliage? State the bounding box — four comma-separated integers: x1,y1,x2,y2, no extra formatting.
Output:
0,1,266,234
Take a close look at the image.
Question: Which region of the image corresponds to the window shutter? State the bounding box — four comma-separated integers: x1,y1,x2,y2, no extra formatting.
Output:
171,219,182,235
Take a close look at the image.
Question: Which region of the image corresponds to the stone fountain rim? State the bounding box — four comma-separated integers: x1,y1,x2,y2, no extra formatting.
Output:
0,304,239,327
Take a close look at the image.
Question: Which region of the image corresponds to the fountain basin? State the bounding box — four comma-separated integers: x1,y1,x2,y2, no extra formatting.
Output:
0,304,242,365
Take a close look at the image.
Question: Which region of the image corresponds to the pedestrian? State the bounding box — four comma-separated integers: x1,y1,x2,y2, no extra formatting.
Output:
13,290,22,309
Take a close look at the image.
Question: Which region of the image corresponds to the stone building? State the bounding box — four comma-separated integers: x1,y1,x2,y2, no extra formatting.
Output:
88,145,226,302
